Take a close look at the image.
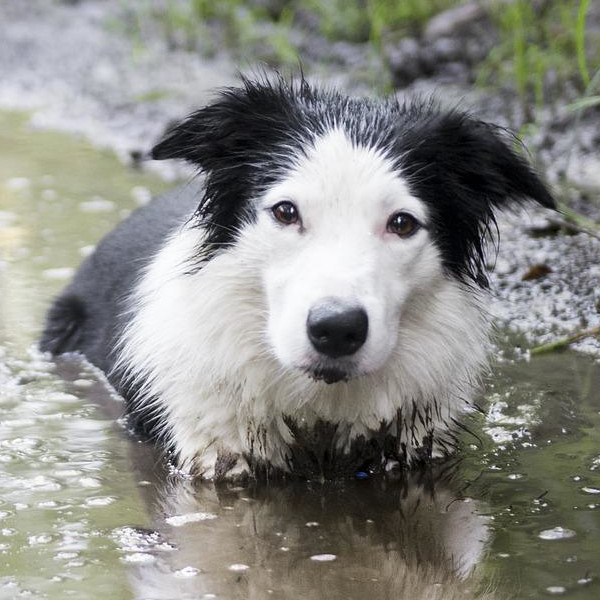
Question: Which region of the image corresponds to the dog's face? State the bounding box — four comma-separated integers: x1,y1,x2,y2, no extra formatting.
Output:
152,77,554,385
255,128,440,382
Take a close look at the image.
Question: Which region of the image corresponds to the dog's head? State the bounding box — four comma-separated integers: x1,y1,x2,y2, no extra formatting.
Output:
152,77,554,385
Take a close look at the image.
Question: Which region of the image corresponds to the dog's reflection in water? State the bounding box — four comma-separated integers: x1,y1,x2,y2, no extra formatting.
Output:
125,453,492,600
52,361,493,600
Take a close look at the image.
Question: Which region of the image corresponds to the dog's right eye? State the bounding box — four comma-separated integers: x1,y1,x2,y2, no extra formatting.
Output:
271,201,300,226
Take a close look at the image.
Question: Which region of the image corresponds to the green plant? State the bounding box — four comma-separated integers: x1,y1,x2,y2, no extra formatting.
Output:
303,0,461,46
576,0,591,86
480,0,599,111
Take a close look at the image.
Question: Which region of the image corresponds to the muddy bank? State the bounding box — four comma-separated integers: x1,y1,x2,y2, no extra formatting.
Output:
0,0,598,355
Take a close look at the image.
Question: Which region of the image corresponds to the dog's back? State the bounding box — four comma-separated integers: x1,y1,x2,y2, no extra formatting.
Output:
40,184,199,376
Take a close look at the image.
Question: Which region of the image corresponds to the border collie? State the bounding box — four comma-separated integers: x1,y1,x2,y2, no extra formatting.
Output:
41,76,554,480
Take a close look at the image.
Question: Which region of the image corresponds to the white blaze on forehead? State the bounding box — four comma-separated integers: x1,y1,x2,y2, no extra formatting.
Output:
262,127,427,226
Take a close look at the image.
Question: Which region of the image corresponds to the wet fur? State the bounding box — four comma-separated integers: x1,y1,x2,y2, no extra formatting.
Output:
41,76,554,479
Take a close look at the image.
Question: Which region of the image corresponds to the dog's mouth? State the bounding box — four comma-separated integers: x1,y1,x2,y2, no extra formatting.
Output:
305,366,350,384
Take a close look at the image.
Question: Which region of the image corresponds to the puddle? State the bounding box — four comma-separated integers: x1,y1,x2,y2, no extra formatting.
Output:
1,110,599,599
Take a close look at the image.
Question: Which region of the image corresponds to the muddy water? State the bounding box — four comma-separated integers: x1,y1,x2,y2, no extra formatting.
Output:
1,111,599,599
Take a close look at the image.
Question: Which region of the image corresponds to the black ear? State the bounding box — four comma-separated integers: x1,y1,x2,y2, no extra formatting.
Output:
152,76,314,255
396,108,555,287
152,76,312,166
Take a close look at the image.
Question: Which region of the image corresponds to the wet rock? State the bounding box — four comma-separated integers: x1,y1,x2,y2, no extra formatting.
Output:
385,0,497,88
385,37,423,87
424,2,487,40
418,46,438,76
432,37,463,63
438,61,471,83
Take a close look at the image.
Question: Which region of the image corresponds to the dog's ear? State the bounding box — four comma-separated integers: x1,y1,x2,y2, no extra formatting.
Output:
397,109,555,286
151,76,310,171
151,77,313,255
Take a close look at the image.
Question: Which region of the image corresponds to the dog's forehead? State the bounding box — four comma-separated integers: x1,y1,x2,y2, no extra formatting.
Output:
265,127,426,220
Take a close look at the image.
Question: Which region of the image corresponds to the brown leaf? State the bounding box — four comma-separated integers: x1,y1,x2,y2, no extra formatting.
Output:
522,263,552,281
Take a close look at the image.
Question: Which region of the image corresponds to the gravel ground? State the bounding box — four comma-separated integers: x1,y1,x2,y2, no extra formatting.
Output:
1,0,598,355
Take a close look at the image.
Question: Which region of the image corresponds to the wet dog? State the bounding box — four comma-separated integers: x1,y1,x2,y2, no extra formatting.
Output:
41,76,554,479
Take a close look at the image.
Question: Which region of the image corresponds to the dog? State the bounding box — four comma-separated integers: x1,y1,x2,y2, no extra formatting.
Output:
41,76,554,480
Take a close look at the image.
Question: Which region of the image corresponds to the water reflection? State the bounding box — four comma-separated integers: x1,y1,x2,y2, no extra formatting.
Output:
50,353,494,599
121,447,491,599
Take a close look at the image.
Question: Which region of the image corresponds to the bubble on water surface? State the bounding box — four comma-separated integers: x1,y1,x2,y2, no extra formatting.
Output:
84,496,115,507
79,197,115,213
121,552,156,564
72,378,94,388
1,438,41,451
310,554,337,562
17,475,62,492
28,534,52,546
165,512,218,527
54,552,79,561
79,245,96,258
546,586,566,594
131,186,152,206
581,487,600,494
5,177,30,191
539,527,576,540
45,392,80,404
2,419,36,428
483,398,541,445
174,566,199,578
112,526,175,554
42,267,75,280
228,564,250,572
78,477,102,489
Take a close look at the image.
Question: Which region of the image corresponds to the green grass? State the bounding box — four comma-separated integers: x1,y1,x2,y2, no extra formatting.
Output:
302,0,461,45
576,0,592,87
479,0,599,112
120,0,599,115
120,0,466,67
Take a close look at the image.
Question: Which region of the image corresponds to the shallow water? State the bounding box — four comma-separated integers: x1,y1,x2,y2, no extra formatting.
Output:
1,111,599,599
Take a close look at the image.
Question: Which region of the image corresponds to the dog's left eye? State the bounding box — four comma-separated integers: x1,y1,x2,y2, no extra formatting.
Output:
387,212,420,238
271,201,300,226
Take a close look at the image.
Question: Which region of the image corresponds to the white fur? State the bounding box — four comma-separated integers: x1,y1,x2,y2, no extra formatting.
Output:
116,128,490,477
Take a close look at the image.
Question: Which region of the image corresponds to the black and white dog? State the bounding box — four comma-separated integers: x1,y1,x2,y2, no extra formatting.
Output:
41,77,554,480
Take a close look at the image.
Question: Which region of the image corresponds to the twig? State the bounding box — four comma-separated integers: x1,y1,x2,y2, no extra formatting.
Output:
530,325,600,355
558,202,600,232
545,214,600,242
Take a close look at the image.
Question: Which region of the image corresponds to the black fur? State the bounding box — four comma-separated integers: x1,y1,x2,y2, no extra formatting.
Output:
152,75,554,285
40,185,199,377
394,107,554,286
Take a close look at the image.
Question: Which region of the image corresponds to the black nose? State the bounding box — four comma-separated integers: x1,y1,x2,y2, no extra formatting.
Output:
307,299,368,358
